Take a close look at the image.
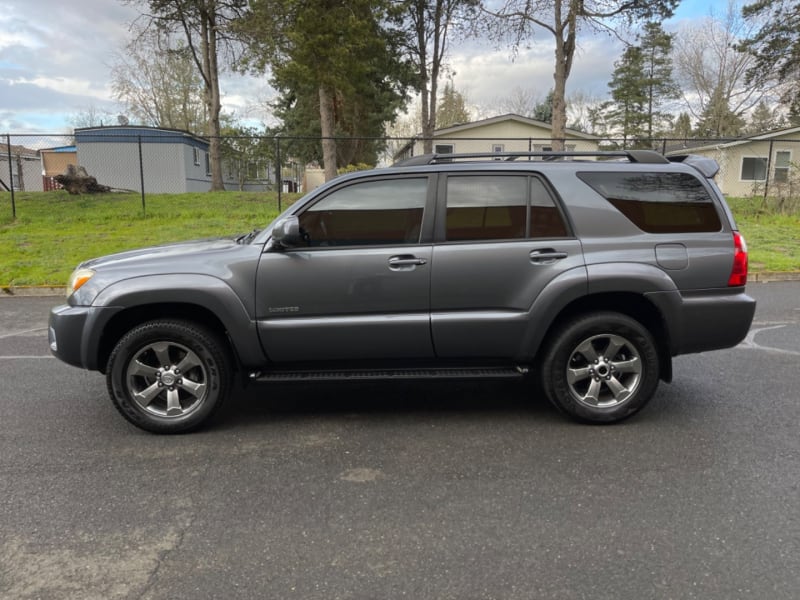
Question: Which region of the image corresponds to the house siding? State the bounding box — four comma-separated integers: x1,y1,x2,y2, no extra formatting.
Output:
669,130,800,197
400,115,599,160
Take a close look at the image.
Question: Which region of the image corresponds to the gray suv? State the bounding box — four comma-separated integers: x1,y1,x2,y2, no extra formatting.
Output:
49,150,756,433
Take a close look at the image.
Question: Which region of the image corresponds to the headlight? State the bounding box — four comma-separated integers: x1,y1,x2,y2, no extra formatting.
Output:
67,267,95,297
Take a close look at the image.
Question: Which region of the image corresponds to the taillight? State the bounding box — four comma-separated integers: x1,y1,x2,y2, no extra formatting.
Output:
728,231,748,287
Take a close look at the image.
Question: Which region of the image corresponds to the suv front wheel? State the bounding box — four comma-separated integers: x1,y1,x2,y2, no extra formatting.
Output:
106,319,231,433
541,311,660,423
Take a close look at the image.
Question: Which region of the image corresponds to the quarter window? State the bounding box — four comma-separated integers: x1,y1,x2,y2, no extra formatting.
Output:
741,157,767,181
578,171,721,233
298,178,427,247
445,175,567,241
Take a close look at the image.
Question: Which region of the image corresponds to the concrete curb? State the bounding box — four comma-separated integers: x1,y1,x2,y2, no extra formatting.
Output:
3,272,800,297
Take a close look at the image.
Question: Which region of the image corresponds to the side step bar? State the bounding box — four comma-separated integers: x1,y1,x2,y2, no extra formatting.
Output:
250,365,529,383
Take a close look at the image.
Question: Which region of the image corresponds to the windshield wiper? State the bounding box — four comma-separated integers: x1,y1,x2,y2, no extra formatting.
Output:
236,229,261,244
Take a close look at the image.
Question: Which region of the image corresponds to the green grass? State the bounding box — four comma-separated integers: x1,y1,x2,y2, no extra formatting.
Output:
727,197,800,273
1,191,798,286
0,190,301,286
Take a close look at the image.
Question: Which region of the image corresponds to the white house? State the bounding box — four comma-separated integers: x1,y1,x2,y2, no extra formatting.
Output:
394,113,600,161
666,126,800,197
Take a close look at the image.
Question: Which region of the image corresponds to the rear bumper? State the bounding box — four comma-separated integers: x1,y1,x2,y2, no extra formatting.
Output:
647,289,756,356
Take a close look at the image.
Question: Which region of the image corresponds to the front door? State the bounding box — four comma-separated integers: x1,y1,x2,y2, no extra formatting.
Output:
256,176,434,362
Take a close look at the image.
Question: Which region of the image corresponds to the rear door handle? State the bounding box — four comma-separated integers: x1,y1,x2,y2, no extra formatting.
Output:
388,255,428,269
529,249,568,264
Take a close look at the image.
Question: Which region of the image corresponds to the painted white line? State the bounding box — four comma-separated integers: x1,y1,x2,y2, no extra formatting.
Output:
0,327,48,340
738,324,800,357
0,355,55,360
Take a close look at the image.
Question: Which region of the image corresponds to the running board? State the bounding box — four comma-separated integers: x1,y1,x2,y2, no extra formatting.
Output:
249,365,528,383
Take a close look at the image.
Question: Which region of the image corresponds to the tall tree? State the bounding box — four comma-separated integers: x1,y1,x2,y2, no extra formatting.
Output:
746,100,783,134
400,0,474,153
241,0,411,180
111,27,207,132
638,22,680,139
671,112,693,140
603,45,648,145
738,0,800,123
436,80,471,127
130,0,244,190
480,0,678,150
673,1,764,138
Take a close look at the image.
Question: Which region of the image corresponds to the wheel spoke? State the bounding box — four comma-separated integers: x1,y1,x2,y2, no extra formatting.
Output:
133,382,162,409
129,358,158,379
604,336,625,360
567,366,592,385
151,342,172,368
165,388,183,416
175,352,202,374
614,357,642,375
575,339,599,362
606,375,631,401
582,378,602,405
178,377,206,399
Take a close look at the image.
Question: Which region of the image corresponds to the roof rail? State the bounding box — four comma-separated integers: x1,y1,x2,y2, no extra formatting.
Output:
391,150,669,166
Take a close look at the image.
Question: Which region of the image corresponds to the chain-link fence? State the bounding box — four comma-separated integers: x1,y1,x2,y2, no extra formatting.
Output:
4,129,800,219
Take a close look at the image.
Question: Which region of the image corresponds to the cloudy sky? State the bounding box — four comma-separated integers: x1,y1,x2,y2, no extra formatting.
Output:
1,0,728,134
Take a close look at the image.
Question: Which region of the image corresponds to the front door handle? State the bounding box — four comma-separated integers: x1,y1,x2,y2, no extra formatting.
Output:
388,255,428,269
529,249,568,264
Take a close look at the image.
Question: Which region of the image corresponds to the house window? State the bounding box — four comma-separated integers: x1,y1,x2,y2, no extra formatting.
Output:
774,151,791,182
205,152,211,176
741,157,767,181
192,147,200,166
435,144,454,155
492,144,505,160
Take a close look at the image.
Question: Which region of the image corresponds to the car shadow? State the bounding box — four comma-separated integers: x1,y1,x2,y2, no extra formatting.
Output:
216,377,558,430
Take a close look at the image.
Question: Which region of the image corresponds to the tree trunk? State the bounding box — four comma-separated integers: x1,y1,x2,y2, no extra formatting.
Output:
551,39,568,152
201,6,225,191
319,84,338,181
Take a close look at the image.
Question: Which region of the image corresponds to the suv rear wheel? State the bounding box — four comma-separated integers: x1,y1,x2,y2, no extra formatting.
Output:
106,319,231,433
541,312,660,423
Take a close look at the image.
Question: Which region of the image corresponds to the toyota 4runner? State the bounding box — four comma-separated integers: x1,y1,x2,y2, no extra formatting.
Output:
49,150,756,433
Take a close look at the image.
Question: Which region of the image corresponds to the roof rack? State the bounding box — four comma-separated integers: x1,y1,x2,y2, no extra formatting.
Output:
391,149,670,167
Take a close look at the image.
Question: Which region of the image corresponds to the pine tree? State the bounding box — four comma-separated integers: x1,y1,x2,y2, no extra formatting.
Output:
638,22,680,139
604,45,648,146
436,81,471,127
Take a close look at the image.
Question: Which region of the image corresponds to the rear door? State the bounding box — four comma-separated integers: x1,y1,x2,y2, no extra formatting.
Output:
430,173,585,358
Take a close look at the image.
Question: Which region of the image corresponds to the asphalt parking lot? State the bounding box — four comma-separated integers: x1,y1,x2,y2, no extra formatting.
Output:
1,284,799,600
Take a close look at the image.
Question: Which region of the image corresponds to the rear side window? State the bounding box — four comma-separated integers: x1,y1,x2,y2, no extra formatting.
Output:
445,175,567,241
578,172,721,233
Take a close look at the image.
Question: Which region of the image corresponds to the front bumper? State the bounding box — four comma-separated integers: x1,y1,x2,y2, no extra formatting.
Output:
49,304,120,371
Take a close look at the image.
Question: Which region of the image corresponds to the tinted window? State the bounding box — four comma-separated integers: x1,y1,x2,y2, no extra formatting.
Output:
578,171,721,233
299,178,427,247
445,175,567,241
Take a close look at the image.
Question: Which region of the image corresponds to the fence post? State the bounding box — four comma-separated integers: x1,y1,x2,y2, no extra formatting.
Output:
138,135,146,216
5,134,15,219
276,137,282,213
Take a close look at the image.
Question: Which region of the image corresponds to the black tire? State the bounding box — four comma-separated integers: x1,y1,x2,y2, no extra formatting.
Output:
106,319,231,434
540,311,660,423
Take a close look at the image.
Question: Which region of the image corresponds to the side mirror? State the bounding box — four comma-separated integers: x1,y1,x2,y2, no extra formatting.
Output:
271,216,301,248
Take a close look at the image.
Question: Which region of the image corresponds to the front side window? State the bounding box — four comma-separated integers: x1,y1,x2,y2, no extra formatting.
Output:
578,171,721,233
445,175,567,241
741,157,767,181
298,178,427,247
